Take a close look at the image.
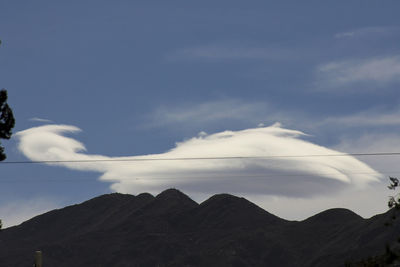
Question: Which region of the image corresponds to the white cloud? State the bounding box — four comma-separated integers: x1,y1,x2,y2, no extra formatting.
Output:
15,124,382,200
316,56,400,88
0,198,61,228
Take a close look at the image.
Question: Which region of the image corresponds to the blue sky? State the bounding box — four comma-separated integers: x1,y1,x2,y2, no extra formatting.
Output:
1,1,400,227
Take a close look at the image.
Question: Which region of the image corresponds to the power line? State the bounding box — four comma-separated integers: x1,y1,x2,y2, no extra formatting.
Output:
1,152,400,164
1,170,400,183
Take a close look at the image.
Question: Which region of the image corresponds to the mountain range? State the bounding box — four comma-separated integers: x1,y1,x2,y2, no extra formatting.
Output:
0,189,399,266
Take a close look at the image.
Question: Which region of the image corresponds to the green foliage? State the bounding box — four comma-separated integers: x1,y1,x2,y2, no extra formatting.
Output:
0,89,15,161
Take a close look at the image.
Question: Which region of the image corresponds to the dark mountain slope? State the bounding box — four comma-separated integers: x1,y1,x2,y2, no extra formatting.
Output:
187,193,286,230
0,189,399,267
282,208,400,267
0,192,156,266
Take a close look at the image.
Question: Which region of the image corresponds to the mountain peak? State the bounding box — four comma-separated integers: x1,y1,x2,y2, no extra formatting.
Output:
140,188,199,215
303,208,363,224
190,193,285,229
155,188,198,206
156,188,187,198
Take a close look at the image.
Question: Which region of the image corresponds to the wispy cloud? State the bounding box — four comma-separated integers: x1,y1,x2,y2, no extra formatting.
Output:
321,107,400,127
30,117,53,123
315,55,400,89
334,26,397,39
146,99,276,129
168,44,295,61
15,124,381,199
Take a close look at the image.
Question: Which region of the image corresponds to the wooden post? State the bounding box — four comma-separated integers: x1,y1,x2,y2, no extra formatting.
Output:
34,251,42,267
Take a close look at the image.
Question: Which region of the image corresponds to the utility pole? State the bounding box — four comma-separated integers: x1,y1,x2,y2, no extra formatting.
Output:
34,251,42,267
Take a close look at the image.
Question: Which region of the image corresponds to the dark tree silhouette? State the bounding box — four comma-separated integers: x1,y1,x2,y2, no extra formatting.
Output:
382,176,400,265
0,89,15,161
346,177,400,266
0,41,15,230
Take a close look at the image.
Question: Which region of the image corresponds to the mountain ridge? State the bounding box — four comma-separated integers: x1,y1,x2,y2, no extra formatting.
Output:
0,189,399,267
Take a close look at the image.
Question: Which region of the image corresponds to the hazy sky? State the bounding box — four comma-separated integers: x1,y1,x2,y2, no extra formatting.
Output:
1,1,400,227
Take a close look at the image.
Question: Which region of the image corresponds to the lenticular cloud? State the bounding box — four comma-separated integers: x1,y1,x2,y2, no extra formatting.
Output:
15,123,382,197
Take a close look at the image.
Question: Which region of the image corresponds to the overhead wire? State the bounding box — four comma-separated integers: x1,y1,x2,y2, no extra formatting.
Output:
1,152,399,183
1,152,400,164
2,170,400,183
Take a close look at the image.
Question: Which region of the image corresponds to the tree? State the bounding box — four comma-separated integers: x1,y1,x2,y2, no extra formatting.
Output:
0,41,15,231
382,176,400,265
346,177,400,266
0,89,15,161
0,42,15,232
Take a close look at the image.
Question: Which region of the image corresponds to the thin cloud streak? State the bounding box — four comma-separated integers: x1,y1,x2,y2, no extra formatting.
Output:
29,117,53,123
315,55,400,89
148,100,269,127
334,26,397,39
320,108,400,127
168,44,296,61
15,124,382,198
144,99,292,131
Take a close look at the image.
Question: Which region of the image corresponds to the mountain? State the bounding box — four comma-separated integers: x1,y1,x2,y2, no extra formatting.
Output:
0,189,399,266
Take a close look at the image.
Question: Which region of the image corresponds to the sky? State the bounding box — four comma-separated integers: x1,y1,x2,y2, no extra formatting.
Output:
1,1,400,227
